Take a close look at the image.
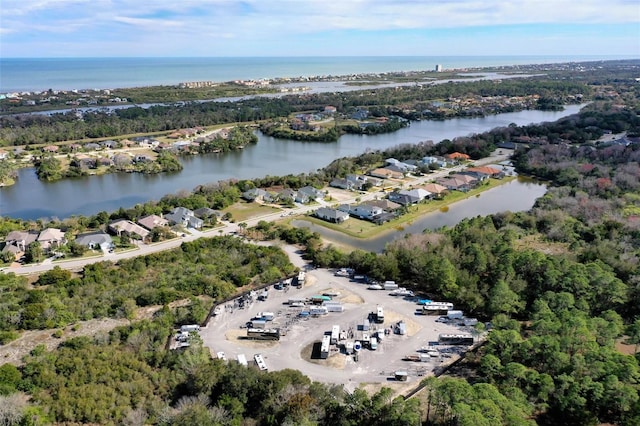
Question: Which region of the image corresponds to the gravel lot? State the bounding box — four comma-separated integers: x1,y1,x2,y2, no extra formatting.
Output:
200,265,477,385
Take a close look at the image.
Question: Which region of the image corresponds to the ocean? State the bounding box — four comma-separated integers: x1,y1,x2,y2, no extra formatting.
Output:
0,55,632,93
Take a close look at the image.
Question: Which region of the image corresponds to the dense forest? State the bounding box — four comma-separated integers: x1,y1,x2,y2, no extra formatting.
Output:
0,77,592,147
1,63,640,425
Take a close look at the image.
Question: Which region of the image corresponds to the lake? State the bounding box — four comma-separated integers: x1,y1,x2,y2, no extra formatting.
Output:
0,105,583,220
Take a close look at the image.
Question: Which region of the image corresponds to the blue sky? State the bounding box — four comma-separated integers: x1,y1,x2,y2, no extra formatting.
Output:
1,0,639,57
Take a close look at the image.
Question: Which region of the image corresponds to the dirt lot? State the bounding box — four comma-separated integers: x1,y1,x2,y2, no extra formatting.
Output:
200,265,478,388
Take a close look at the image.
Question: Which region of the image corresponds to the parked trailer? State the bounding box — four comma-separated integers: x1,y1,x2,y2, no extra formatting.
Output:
247,328,281,340
320,335,331,359
394,371,408,381
438,333,474,345
375,306,384,323
323,302,344,313
330,325,340,345
383,281,399,290
362,318,370,331
237,354,248,366
421,305,449,315
447,310,464,320
250,319,267,329
180,324,200,333
425,301,454,310
257,311,275,321
310,306,329,316
395,321,407,335
254,354,268,371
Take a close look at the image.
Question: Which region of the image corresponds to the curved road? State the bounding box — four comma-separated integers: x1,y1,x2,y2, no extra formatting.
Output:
3,152,510,276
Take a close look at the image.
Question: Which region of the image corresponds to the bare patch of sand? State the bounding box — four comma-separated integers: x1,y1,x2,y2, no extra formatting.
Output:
224,329,279,349
301,342,347,369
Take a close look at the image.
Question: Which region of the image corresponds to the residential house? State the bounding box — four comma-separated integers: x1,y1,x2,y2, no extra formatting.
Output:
37,228,66,251
96,157,113,167
138,214,169,231
436,176,472,192
388,191,420,206
278,189,298,204
297,186,325,202
73,155,96,169
398,188,432,201
112,153,132,168
42,145,59,153
351,109,369,120
451,173,478,187
108,219,150,240
350,204,384,221
100,140,118,149
385,158,418,173
194,208,221,219
365,199,402,212
368,168,404,180
466,166,505,179
315,207,349,223
0,149,8,160
243,188,269,202
83,143,101,151
421,156,449,168
421,183,448,198
330,178,355,191
165,207,204,229
323,105,337,114
4,230,38,252
445,152,471,161
75,231,114,252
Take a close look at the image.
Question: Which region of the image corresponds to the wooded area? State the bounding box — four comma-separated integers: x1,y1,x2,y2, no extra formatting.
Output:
1,61,640,425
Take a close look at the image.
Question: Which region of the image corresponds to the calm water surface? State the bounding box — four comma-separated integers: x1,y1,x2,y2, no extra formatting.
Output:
293,178,547,253
0,106,583,220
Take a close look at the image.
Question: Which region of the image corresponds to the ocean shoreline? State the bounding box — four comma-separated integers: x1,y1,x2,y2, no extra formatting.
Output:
2,55,636,93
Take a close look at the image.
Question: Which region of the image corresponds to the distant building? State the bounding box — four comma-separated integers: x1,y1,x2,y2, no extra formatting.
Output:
435,64,443,72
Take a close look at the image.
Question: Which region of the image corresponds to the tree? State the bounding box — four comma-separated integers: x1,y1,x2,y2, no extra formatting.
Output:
24,242,43,263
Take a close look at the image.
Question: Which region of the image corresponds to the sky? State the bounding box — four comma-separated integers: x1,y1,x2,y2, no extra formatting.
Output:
1,0,639,58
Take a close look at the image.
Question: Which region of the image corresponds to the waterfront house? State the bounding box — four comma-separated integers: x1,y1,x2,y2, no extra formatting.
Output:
298,186,325,201
466,166,505,179
385,158,418,173
388,191,420,206
75,231,114,252
37,228,66,251
350,204,384,221
4,230,38,252
421,183,448,198
108,219,150,240
398,188,432,201
138,214,169,231
194,208,221,219
445,152,471,161
278,189,298,204
243,188,269,202
365,199,402,212
451,173,478,187
315,207,350,223
368,168,404,180
330,178,355,191
436,176,472,191
165,207,203,229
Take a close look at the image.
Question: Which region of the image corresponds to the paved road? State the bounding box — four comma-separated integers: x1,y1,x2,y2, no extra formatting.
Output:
3,151,510,276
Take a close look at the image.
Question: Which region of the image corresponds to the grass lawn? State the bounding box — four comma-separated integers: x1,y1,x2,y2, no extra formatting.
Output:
223,201,282,222
301,177,516,239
